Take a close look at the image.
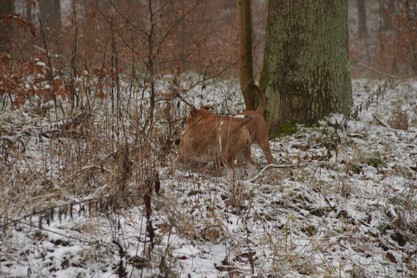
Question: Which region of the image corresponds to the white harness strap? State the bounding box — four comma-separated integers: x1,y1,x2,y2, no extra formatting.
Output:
218,120,224,154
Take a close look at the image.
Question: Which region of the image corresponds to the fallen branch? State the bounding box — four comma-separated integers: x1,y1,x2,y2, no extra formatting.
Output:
372,114,389,128
356,62,399,79
373,114,397,133
246,163,303,183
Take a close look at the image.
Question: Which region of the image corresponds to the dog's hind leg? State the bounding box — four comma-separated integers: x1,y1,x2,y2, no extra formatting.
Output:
258,140,274,165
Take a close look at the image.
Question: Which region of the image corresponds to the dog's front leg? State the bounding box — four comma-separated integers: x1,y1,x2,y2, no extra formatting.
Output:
246,162,257,178
244,148,257,178
220,155,235,182
226,167,234,182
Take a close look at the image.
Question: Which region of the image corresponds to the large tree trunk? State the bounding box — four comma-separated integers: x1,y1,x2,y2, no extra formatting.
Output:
261,0,352,136
238,0,256,111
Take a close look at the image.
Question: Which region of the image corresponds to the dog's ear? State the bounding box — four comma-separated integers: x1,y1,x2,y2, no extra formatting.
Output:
189,107,198,117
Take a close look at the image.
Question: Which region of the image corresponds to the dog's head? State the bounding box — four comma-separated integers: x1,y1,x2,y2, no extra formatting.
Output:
186,106,216,127
176,105,220,164
175,106,213,147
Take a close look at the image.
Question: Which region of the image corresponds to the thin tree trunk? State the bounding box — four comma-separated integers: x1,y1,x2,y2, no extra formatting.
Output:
26,0,32,22
357,0,368,38
39,0,62,51
238,0,256,111
0,0,13,51
380,0,394,30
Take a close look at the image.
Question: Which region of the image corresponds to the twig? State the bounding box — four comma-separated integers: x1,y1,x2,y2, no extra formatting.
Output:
171,87,195,109
246,163,304,183
356,62,399,79
372,114,390,128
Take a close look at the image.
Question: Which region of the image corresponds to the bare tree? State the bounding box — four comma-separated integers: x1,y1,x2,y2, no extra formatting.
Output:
0,0,14,51
380,0,394,30
357,0,368,38
39,0,62,50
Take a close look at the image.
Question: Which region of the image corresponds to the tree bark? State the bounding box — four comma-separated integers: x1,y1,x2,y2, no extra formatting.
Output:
238,0,256,111
261,0,352,136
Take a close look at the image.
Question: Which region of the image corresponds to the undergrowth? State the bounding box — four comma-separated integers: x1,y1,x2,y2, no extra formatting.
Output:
1,75,417,276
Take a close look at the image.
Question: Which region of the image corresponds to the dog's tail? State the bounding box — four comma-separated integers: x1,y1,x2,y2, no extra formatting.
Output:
255,85,266,115
231,114,255,126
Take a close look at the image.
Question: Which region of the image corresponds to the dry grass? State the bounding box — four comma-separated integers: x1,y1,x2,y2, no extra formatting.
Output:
0,75,249,275
388,110,409,131
1,78,417,276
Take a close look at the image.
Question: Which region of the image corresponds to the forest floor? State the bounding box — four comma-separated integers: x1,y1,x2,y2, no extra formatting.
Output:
0,76,416,277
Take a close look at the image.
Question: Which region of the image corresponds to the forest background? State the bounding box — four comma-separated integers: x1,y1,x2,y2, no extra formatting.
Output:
1,0,416,109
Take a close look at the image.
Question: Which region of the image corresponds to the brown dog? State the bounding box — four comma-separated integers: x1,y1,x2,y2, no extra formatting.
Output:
177,106,255,181
201,85,274,166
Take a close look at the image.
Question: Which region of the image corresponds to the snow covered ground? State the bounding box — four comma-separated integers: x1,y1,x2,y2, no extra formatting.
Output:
1,77,416,277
